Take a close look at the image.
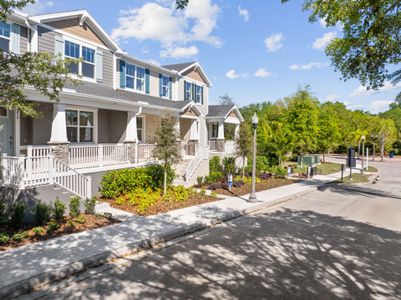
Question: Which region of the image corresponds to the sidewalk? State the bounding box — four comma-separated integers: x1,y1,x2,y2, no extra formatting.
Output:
0,171,343,298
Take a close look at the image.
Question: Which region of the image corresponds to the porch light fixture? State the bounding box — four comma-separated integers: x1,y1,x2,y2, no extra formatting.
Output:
248,113,259,203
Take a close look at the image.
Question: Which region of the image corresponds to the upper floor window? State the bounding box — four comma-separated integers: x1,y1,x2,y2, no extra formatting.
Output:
125,63,145,92
0,22,11,52
185,81,203,104
64,40,96,79
161,75,170,98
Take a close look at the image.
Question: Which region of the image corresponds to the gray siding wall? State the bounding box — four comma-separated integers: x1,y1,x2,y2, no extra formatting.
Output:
98,109,127,143
101,49,114,88
38,25,57,53
21,103,53,145
20,25,28,54
177,77,208,115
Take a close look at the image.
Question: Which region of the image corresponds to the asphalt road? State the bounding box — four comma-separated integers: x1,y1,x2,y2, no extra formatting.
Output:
24,160,401,299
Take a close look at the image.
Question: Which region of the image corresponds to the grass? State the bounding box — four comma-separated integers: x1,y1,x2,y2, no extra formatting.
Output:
366,166,378,173
290,162,342,175
332,173,370,184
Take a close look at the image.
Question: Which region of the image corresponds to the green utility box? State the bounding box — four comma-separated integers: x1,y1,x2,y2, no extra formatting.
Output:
297,155,321,167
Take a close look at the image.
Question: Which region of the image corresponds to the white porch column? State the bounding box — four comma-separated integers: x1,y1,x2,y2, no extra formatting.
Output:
49,103,68,144
124,111,138,143
218,120,225,140
14,110,20,156
174,117,181,140
234,124,240,139
189,120,199,140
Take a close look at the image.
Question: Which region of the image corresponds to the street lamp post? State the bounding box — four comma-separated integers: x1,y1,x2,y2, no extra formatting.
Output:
361,135,365,174
248,113,259,203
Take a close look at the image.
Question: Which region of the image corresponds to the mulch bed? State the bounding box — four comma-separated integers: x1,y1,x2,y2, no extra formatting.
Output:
0,214,118,251
210,177,296,196
106,194,220,217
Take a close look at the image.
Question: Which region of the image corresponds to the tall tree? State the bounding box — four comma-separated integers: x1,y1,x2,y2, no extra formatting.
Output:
219,93,235,106
0,0,73,117
317,103,341,162
376,119,397,161
153,116,182,194
235,122,252,178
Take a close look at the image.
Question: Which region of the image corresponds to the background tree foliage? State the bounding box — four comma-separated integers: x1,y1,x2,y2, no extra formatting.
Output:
0,0,73,117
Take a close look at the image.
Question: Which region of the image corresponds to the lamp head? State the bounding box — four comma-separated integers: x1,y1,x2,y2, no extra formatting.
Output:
252,113,259,128
361,135,365,141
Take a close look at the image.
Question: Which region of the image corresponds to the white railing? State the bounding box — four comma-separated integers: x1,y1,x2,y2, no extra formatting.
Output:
209,140,225,152
53,157,91,199
225,140,236,154
184,142,198,156
1,156,26,187
27,145,52,157
137,144,156,162
69,144,129,169
185,146,209,182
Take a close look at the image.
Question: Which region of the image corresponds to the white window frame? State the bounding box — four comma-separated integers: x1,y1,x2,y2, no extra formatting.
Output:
211,123,219,139
195,85,202,104
125,63,146,93
63,37,97,82
65,107,98,144
185,81,192,101
136,115,145,143
0,21,11,52
161,75,170,98
81,46,95,79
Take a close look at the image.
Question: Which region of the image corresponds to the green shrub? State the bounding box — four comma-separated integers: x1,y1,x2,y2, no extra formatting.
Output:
115,196,126,205
0,232,9,244
270,166,287,178
164,185,192,203
222,157,236,175
47,221,59,233
84,197,97,215
210,156,222,173
32,226,46,237
124,188,159,213
12,231,29,242
74,215,86,224
66,220,75,229
145,164,175,190
210,191,217,198
246,156,269,175
235,176,261,185
205,171,223,184
35,201,51,226
52,198,66,222
0,202,7,225
196,176,204,186
200,189,206,196
10,202,25,228
69,197,81,218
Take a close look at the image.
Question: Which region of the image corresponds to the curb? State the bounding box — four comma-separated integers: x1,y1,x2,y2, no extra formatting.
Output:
2,182,325,298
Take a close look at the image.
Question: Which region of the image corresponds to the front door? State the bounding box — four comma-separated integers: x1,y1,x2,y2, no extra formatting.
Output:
0,108,14,155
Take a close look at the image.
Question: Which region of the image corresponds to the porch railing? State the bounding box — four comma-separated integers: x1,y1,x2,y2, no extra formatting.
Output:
209,140,225,152
137,144,156,162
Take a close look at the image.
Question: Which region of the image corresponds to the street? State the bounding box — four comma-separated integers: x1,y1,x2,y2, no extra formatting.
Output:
25,160,401,299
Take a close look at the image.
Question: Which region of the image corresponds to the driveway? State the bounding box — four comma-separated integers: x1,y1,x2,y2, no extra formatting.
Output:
25,160,401,299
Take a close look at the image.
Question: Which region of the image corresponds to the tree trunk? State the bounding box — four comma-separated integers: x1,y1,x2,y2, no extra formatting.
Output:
381,133,385,162
358,141,360,159
323,152,326,163
242,156,245,179
373,144,376,161
163,168,167,195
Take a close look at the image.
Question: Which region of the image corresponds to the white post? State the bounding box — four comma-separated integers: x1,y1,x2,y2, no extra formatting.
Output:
49,103,68,144
134,142,138,165
98,144,104,167
0,153,7,184
14,110,21,156
48,155,55,184
86,176,92,199
17,157,25,189
234,124,240,139
124,111,138,143
217,120,225,139
366,148,369,170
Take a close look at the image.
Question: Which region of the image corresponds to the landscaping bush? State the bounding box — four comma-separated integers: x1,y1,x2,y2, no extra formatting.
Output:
52,198,66,222
47,221,59,233
269,166,287,178
232,180,244,188
32,226,46,237
100,165,175,199
69,197,81,218
196,176,204,186
35,201,51,226
246,155,269,175
164,185,193,203
0,232,9,244
235,176,260,185
259,172,272,180
210,156,222,173
74,215,86,224
84,197,97,215
207,182,223,190
126,188,160,213
222,157,236,176
205,171,223,184
0,202,7,225
12,231,29,242
10,202,25,228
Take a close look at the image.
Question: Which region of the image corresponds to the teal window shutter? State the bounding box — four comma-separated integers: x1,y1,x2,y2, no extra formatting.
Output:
169,77,172,99
10,23,20,54
192,84,196,102
159,73,162,97
120,60,126,88
184,80,187,100
201,86,204,105
95,49,103,81
145,69,150,94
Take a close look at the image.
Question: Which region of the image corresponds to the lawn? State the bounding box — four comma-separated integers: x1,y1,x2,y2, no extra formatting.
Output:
291,162,342,175
366,166,378,173
332,173,370,184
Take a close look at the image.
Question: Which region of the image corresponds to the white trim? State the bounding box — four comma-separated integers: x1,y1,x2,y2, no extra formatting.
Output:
14,110,20,156
178,62,212,87
65,106,98,144
224,106,244,122
137,114,146,143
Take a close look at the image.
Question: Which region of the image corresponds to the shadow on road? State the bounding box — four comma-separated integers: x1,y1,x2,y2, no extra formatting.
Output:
317,183,401,200
41,208,401,299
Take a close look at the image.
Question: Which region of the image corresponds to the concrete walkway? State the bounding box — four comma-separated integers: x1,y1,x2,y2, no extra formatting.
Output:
0,171,346,298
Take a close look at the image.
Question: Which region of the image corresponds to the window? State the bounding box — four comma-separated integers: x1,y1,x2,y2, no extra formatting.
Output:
211,123,219,138
82,46,95,78
137,116,144,142
0,107,7,117
195,85,202,104
185,81,192,101
161,75,170,98
64,40,96,79
66,109,94,143
125,63,145,92
0,22,11,52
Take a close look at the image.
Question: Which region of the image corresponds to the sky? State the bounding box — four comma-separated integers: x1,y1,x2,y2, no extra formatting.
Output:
23,0,401,113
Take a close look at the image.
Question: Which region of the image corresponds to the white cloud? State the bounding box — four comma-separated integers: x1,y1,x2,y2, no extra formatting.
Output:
238,6,250,22
369,100,393,112
254,68,271,78
319,18,327,28
326,94,340,102
160,46,199,58
23,0,54,15
264,33,284,52
312,32,337,49
146,59,160,66
350,81,401,97
225,69,248,79
290,62,328,71
111,0,221,58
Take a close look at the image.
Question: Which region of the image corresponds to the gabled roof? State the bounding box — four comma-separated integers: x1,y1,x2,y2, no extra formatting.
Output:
162,62,197,72
29,10,122,52
163,61,212,87
207,105,244,122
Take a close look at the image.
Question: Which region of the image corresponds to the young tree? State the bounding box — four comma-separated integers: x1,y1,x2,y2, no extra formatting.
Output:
283,0,401,90
219,93,235,106
317,104,341,162
153,116,182,194
0,0,73,117
376,119,397,161
235,122,252,178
